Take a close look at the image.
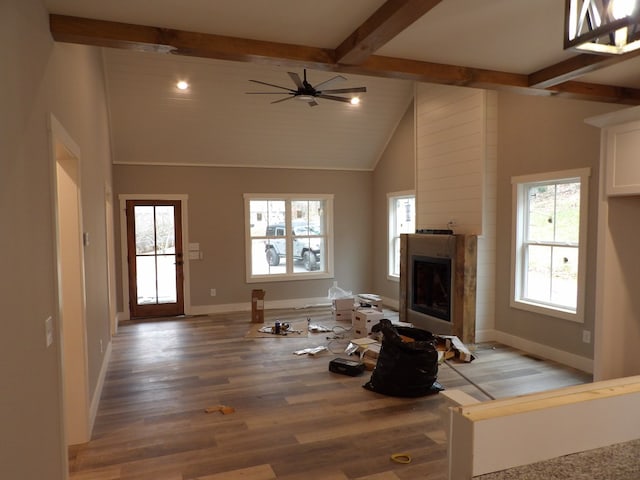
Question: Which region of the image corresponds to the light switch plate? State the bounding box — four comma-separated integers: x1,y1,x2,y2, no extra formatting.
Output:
45,316,54,347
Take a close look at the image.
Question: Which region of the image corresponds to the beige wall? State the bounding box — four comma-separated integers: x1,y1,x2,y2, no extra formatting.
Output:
1,0,114,478
47,43,114,400
496,92,620,360
113,165,373,312
372,101,416,303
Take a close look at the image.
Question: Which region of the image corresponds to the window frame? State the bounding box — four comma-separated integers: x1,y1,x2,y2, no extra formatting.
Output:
387,190,415,281
510,168,590,323
244,193,334,283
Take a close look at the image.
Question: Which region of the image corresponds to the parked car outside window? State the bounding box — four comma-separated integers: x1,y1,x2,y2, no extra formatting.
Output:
264,222,321,271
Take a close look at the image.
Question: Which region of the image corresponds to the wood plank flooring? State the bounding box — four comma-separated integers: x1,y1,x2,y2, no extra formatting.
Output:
69,308,592,480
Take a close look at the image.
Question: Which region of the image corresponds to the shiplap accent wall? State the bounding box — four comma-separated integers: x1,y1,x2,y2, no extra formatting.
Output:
415,83,497,334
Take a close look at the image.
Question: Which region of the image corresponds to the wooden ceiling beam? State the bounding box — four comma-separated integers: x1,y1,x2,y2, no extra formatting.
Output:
49,14,640,105
547,81,640,105
529,51,640,88
49,15,335,69
49,14,174,53
334,0,443,65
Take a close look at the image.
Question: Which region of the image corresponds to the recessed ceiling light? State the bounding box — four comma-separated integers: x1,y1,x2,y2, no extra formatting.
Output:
350,97,361,105
176,81,189,91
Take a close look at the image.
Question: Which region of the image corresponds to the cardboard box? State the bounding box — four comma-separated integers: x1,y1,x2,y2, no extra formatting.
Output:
331,307,353,322
332,297,355,311
352,308,384,336
357,293,383,311
251,289,265,323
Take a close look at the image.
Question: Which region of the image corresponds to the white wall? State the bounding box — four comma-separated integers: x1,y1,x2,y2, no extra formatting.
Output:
415,84,497,335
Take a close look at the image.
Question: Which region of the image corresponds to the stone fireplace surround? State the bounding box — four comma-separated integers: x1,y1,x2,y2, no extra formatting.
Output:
399,233,477,343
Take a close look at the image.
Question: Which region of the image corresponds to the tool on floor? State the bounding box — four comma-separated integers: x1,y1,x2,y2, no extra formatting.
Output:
390,453,412,464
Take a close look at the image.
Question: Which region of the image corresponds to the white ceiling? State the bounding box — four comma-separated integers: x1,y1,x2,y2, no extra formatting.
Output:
43,0,640,170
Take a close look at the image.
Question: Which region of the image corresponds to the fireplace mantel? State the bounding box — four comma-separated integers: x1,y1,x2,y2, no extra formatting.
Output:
399,233,477,343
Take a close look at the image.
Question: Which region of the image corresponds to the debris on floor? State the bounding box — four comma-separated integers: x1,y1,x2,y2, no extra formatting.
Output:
435,335,475,362
308,323,332,333
205,405,235,415
258,321,302,335
346,337,381,370
293,346,328,356
390,453,412,464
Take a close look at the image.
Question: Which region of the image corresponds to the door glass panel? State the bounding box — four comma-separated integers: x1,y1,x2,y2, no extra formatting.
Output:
157,255,177,303
136,255,157,304
135,206,155,255
155,206,176,254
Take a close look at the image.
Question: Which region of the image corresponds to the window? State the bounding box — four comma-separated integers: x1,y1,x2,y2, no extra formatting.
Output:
244,194,333,282
388,191,415,279
511,169,590,322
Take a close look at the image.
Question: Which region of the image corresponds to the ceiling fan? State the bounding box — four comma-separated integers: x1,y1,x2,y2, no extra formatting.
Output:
246,69,366,107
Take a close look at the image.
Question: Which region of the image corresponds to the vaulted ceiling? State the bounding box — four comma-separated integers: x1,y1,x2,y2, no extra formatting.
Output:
43,0,640,170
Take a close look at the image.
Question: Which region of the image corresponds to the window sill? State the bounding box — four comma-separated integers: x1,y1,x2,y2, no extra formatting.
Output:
510,298,583,323
247,271,334,283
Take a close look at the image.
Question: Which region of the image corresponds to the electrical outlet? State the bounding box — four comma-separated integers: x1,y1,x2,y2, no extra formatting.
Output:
210,288,216,297
582,330,591,344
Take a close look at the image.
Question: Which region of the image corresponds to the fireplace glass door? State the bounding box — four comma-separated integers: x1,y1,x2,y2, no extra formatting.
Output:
411,255,452,322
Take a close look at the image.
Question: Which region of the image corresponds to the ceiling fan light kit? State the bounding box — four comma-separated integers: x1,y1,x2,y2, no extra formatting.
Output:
246,69,366,107
565,0,640,54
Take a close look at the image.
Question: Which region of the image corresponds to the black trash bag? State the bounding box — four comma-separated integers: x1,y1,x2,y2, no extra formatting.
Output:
363,318,443,397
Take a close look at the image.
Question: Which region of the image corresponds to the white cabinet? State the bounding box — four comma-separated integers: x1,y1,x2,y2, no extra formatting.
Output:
585,106,640,381
604,120,640,196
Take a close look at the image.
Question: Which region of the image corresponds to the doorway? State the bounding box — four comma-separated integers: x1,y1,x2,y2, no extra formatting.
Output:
125,199,185,318
50,115,91,446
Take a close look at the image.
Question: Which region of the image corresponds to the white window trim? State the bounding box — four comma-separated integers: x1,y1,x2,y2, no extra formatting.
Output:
244,193,334,283
510,168,590,323
387,190,415,282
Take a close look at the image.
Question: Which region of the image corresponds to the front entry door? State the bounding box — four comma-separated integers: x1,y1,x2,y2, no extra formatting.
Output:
126,200,184,318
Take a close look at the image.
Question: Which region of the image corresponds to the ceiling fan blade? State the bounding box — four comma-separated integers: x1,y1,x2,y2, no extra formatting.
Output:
246,92,295,94
317,94,353,104
288,72,304,89
270,96,295,104
313,75,346,91
249,79,295,92
319,87,367,94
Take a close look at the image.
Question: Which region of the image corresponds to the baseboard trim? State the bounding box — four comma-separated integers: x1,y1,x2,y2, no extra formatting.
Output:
481,329,593,374
187,297,333,316
380,296,398,311
119,296,397,321
117,300,331,321
89,339,112,435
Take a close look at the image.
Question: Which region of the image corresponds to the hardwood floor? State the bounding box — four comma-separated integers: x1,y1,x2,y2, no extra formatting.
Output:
69,308,592,480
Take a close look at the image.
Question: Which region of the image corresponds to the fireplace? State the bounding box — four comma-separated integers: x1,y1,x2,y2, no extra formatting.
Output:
412,255,452,322
400,234,477,343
